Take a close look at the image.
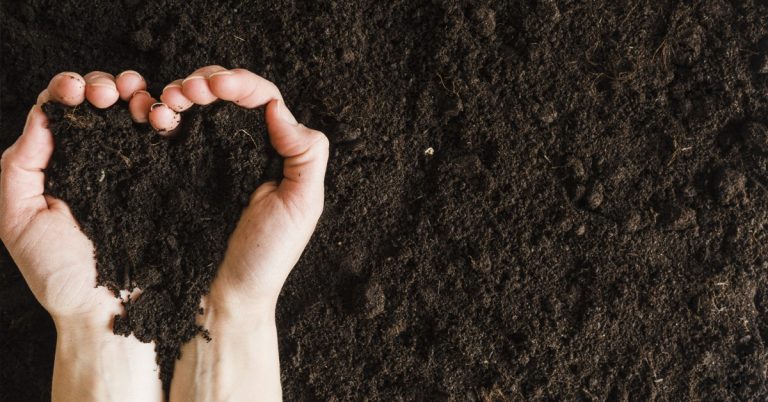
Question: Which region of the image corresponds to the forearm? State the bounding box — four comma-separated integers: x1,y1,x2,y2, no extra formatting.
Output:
52,317,163,402
170,305,282,402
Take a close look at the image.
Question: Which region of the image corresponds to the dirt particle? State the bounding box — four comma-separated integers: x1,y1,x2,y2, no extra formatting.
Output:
365,283,386,318
624,210,643,233
670,24,704,67
132,28,154,51
470,6,496,38
745,122,768,149
661,206,697,231
567,182,586,203
567,157,587,182
759,55,768,74
333,123,361,144
711,168,747,206
470,252,492,273
339,249,365,274
574,224,586,236
584,182,604,210
340,48,356,63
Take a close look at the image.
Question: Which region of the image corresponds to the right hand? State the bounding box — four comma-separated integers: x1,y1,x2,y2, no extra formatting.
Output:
148,66,329,322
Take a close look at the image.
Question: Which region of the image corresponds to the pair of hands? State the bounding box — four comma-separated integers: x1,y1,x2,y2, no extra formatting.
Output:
0,66,328,401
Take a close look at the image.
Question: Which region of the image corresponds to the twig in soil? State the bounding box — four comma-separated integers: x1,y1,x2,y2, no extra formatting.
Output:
644,353,664,385
234,129,258,149
436,73,460,98
63,105,88,129
653,38,670,67
232,34,245,42
98,143,132,167
665,137,693,167
619,2,640,26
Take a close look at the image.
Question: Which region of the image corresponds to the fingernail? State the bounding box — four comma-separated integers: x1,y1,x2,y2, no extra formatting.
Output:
150,102,166,111
163,83,182,92
60,72,85,83
26,105,37,124
132,90,151,98
117,70,143,79
277,100,298,125
181,75,206,85
208,70,234,78
89,83,119,91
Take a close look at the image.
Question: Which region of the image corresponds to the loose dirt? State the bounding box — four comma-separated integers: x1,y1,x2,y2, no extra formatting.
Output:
1,0,767,400
43,101,277,388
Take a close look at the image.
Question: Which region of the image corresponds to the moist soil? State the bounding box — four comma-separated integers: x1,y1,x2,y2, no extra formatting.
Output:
2,0,768,401
42,101,278,389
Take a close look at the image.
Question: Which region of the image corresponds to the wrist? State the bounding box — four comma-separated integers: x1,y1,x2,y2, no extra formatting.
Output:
171,297,282,402
199,291,277,333
51,297,124,337
54,311,146,359
53,316,163,402
201,278,279,330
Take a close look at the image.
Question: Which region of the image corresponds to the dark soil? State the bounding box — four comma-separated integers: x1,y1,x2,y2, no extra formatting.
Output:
2,0,768,401
42,101,277,389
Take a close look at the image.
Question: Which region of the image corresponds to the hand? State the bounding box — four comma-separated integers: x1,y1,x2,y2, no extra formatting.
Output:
162,66,329,402
145,66,329,317
0,70,163,402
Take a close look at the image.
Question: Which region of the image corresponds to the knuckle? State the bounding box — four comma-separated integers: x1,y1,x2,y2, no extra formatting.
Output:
0,147,14,171
309,130,330,148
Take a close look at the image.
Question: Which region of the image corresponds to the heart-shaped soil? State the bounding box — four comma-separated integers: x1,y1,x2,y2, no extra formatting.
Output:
43,101,280,385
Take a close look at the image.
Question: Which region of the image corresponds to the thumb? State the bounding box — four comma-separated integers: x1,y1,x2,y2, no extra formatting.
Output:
265,100,329,212
0,105,53,238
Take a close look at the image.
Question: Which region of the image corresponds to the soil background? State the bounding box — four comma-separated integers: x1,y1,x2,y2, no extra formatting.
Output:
2,0,768,400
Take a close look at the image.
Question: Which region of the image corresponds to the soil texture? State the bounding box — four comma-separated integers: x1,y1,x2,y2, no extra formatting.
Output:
2,0,768,401
42,101,276,388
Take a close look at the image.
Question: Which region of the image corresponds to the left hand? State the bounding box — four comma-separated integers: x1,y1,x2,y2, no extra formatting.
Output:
0,70,163,402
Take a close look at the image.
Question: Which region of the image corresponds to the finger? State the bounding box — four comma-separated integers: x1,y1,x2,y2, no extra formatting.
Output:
160,80,193,112
115,70,147,101
46,72,86,106
128,90,156,123
148,103,181,134
265,100,329,202
250,181,279,204
36,89,51,106
43,195,76,217
208,68,283,108
0,106,54,235
181,65,227,105
84,71,120,109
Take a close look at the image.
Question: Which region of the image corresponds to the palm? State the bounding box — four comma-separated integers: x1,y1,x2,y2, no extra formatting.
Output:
205,100,327,314
1,102,124,325
210,183,321,309
10,202,118,320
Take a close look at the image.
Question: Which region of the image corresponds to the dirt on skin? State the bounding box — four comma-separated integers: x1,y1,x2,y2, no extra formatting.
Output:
2,0,768,401
41,101,277,389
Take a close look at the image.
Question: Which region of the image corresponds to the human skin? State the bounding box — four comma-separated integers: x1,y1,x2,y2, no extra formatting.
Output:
1,71,164,401
0,67,328,401
165,66,329,402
